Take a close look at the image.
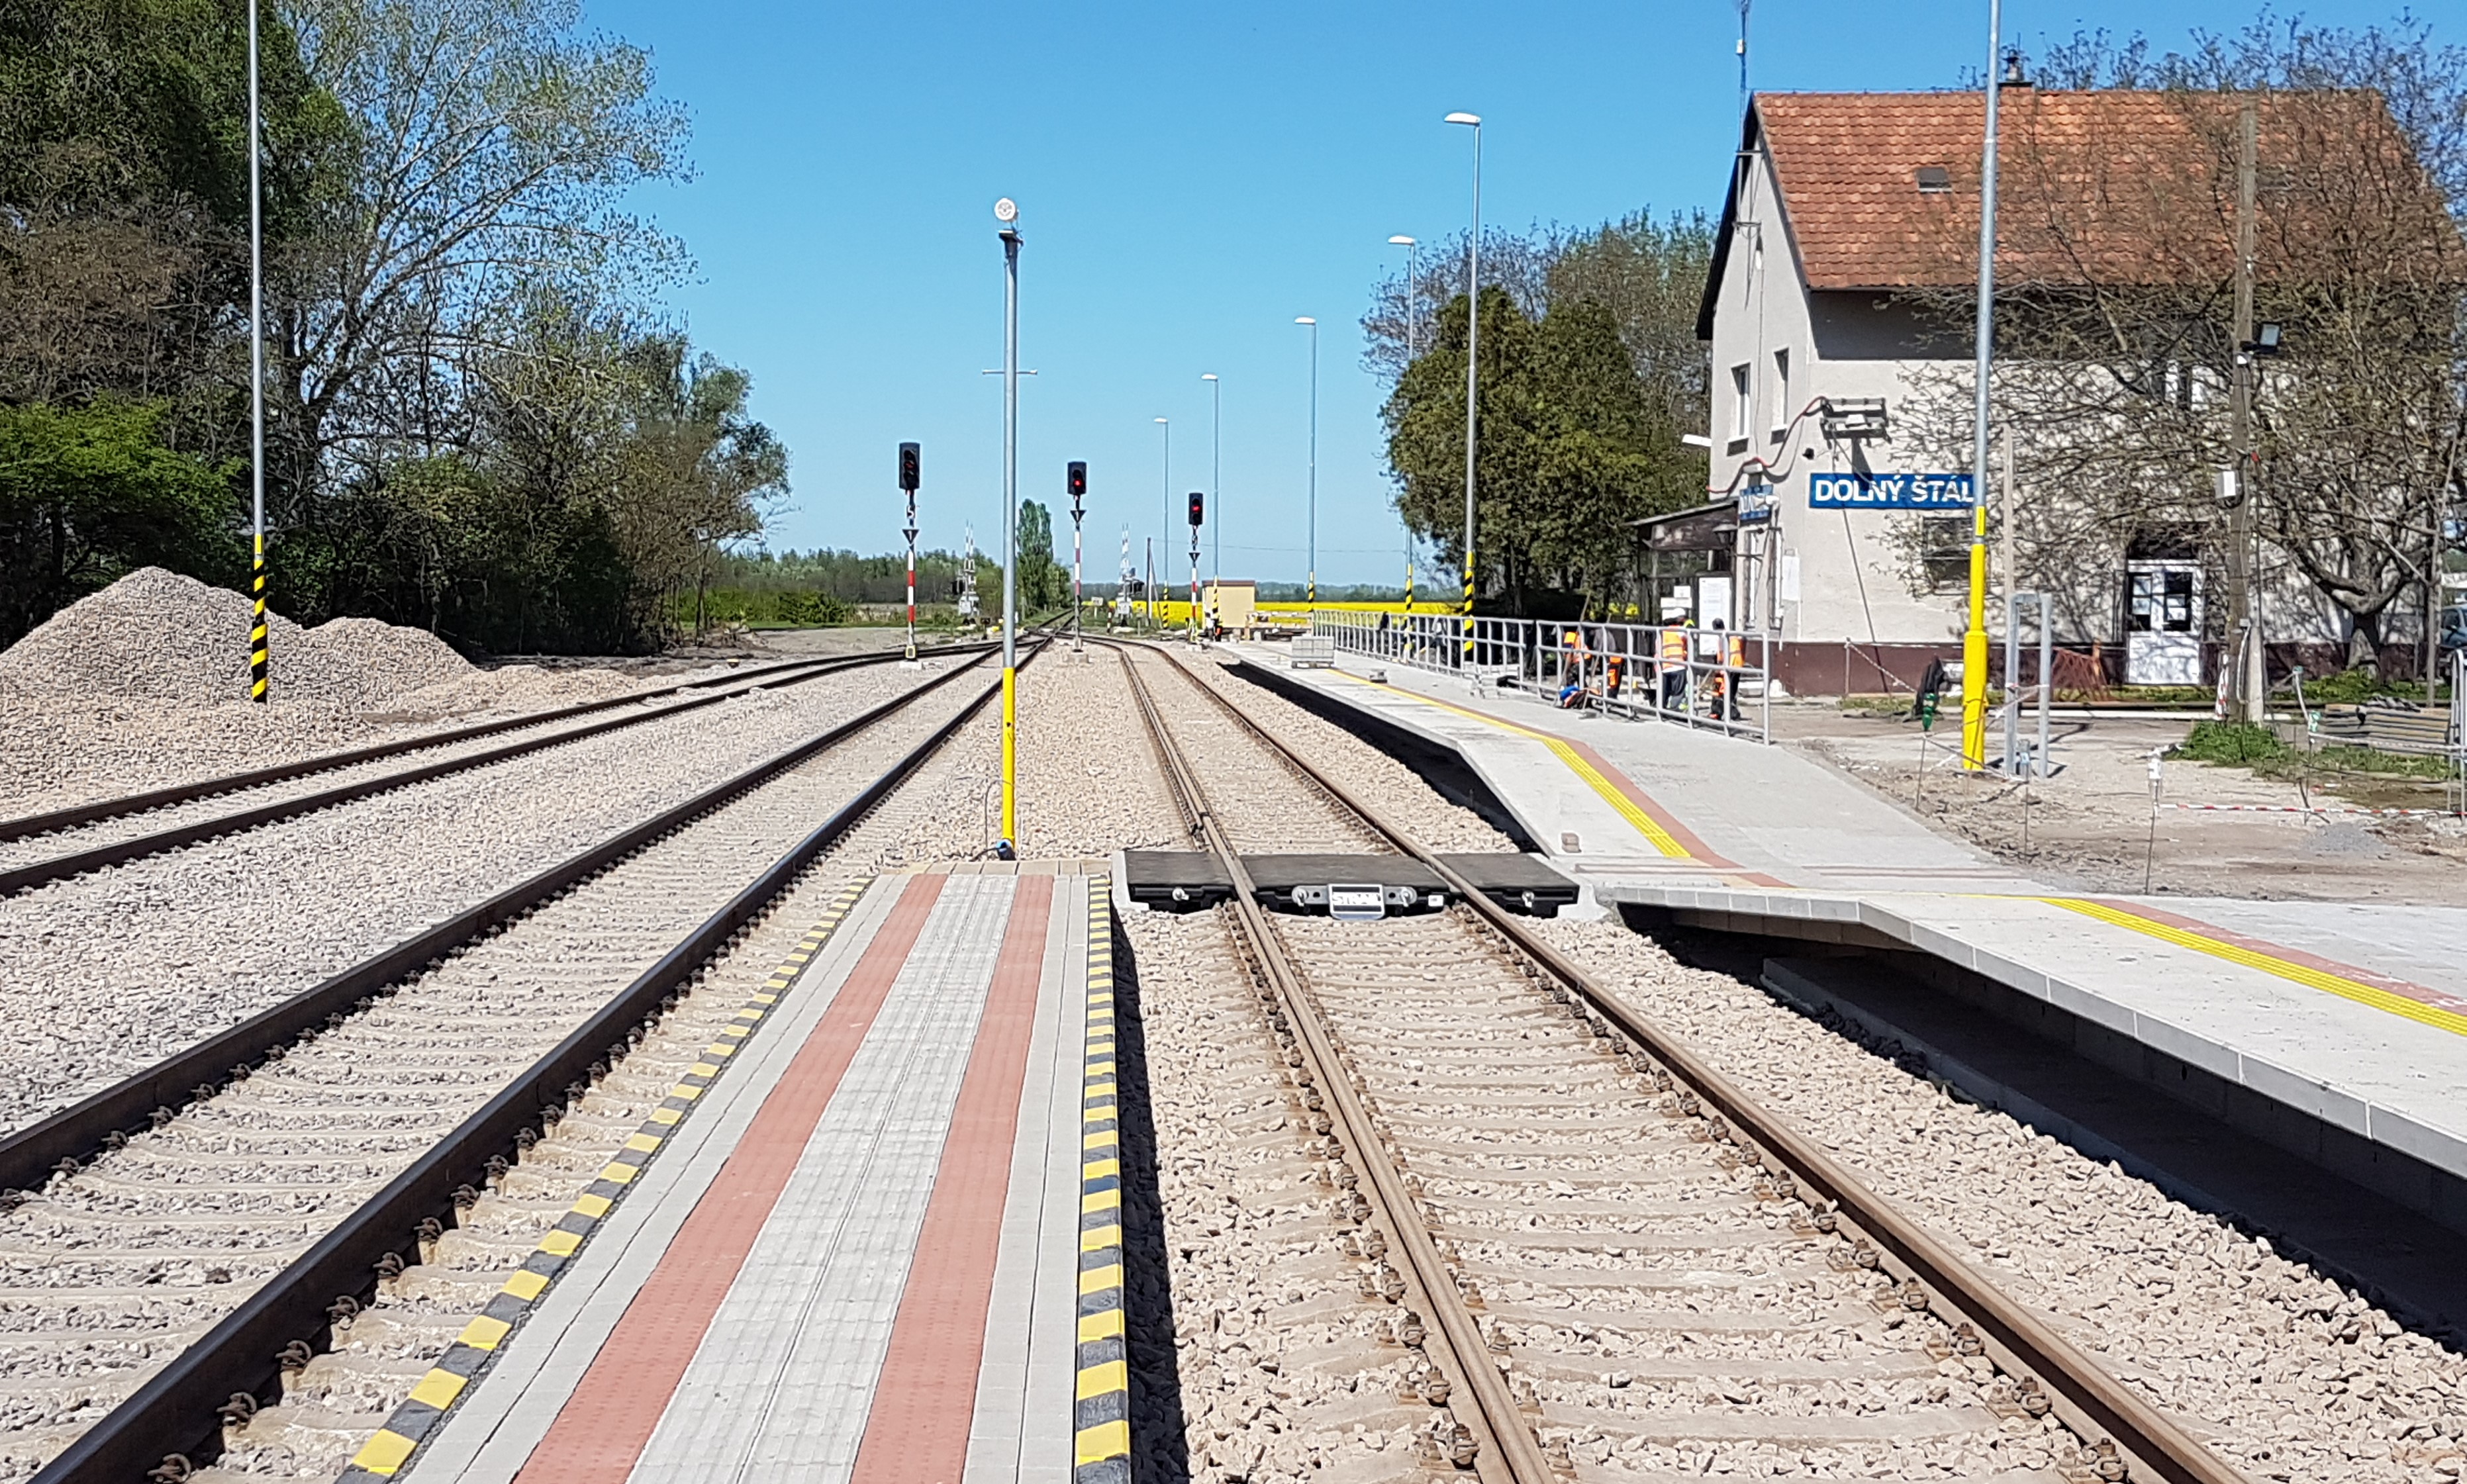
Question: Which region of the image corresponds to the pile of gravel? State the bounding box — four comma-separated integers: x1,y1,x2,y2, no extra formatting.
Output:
0,568,473,710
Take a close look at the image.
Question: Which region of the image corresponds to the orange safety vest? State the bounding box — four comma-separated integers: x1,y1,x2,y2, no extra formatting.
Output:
1659,627,1688,672
1725,634,1746,669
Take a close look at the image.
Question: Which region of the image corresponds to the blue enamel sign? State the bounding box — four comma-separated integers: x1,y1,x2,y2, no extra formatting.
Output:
1808,472,1974,509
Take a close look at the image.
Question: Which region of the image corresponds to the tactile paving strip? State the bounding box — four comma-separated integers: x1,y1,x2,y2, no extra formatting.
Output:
1073,874,1131,1484
339,878,876,1479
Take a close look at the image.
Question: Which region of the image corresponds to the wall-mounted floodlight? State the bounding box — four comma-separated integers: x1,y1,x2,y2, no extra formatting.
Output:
1819,396,1890,440
1680,433,1714,449
2245,322,2284,355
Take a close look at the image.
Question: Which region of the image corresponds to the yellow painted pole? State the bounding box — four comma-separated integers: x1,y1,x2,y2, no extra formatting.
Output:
1001,663,1018,843
1959,498,1989,769
250,533,269,702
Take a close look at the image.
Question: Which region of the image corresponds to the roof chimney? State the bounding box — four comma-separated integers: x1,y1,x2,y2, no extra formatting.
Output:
2000,49,2029,87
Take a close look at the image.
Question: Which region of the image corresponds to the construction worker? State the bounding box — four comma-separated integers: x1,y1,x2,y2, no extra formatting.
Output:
1658,620,1689,712
1559,627,1590,708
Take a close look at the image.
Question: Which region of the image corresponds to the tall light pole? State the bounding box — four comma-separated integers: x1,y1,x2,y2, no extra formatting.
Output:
1446,113,1482,672
1294,317,1318,606
1390,234,1419,610
1959,11,2001,771
1153,417,1169,629
247,0,268,703
1202,374,1221,584
996,197,1022,849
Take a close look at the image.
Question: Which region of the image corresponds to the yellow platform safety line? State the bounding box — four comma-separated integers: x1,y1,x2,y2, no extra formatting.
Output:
2040,898,2467,1040
1325,670,1692,858
340,879,875,1480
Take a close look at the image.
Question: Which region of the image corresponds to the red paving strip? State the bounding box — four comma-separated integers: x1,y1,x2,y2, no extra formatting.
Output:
2083,896,2467,1020
849,874,1057,1484
512,874,947,1484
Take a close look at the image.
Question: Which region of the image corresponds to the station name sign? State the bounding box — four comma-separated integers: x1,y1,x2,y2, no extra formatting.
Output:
1808,472,1974,510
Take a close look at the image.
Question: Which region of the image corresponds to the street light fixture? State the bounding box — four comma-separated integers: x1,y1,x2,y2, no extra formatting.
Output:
1445,112,1482,674
1294,317,1318,607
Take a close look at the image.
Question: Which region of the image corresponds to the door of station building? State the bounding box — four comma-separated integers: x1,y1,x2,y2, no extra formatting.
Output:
2125,561,2201,686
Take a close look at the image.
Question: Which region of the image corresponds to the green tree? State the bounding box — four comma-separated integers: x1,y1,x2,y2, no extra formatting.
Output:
0,398,239,640
1385,289,1686,614
1018,500,1064,611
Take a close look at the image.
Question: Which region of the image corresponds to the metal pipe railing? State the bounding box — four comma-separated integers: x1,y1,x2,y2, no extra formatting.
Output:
1310,611,1772,743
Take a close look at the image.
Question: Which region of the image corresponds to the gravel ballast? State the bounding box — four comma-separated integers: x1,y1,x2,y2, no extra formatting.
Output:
0,657,973,1134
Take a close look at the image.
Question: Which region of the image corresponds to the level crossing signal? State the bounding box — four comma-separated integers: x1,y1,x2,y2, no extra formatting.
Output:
1187,490,1204,527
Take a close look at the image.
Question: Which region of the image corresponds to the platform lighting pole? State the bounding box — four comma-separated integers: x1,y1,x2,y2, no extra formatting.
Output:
246,0,268,703
1203,373,1221,620
1391,235,1419,617
1152,418,1169,629
996,198,1022,851
1445,113,1482,676
1294,317,1318,606
1957,7,2002,772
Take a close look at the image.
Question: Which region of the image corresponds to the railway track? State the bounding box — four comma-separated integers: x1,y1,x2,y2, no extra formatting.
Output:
2,639,1039,1484
0,641,992,894
1110,641,2246,1484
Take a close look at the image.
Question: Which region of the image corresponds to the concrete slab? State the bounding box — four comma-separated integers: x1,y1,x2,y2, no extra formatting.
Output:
397,867,1100,1484
1224,643,2467,1213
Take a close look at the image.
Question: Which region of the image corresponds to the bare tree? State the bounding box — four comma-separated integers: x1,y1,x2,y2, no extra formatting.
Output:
1894,21,2467,671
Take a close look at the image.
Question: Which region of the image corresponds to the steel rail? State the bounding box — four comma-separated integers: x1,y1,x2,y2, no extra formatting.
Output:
28,637,1045,1484
0,646,1005,1203
0,647,963,845
0,642,998,896
1108,642,1552,1484
1141,642,2250,1484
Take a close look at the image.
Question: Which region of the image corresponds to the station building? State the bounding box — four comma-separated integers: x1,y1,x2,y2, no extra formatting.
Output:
1692,85,2429,696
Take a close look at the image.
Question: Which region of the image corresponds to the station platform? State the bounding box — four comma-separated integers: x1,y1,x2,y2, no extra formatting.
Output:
1228,644,2467,1227
345,863,1124,1484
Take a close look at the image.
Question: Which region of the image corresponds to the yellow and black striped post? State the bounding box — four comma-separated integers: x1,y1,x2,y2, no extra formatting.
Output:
250,535,269,703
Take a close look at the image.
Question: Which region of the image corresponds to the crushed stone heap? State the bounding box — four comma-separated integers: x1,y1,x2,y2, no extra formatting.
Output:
0,567,474,710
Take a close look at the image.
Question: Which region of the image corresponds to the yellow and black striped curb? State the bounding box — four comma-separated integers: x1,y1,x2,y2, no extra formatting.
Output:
339,878,875,1479
1074,874,1132,1484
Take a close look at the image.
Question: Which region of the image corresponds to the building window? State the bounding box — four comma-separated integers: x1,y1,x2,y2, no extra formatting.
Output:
1729,363,1752,449
1770,349,1790,438
1920,517,1970,590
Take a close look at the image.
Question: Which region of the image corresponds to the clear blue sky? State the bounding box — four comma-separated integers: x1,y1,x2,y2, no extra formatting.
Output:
581,0,2423,589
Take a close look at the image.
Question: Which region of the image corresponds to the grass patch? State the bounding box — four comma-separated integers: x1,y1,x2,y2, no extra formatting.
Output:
2177,719,2288,764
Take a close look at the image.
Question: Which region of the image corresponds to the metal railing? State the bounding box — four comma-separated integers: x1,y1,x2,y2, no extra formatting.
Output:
1308,611,1771,743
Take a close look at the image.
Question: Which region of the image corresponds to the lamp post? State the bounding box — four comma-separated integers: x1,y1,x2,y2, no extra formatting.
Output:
1445,112,1482,674
996,197,1022,851
1390,234,1419,612
246,0,268,702
1958,9,2002,771
1294,317,1318,607
1202,373,1221,625
1153,417,1169,629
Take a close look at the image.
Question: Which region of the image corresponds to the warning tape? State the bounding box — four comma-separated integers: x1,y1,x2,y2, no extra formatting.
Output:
339,878,873,1479
1074,874,1133,1484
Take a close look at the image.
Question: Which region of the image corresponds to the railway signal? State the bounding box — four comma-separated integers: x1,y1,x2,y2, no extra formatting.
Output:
1187,492,1204,642
898,441,922,667
1068,462,1087,653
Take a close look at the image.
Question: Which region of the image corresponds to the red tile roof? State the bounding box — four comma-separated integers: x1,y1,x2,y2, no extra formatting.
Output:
1747,87,2453,291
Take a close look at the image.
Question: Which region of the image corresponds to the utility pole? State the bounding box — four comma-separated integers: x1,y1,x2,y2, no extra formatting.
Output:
246,0,268,703
2227,101,2263,723
1958,1,2005,771
1447,113,1483,675
996,199,1022,852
